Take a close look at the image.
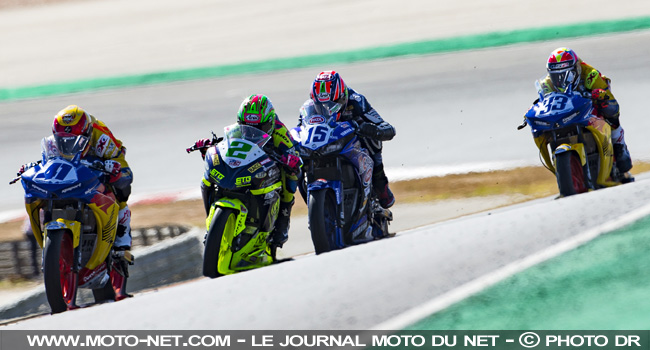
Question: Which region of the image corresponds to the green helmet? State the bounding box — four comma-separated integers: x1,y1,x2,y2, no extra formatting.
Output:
236,94,277,135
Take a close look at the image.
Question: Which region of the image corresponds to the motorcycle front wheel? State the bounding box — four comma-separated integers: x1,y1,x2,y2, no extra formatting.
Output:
202,207,237,278
555,151,588,197
43,229,76,313
308,189,338,254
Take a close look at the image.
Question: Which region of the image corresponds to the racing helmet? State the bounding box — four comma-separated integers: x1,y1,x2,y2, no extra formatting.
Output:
52,105,93,156
310,70,349,121
547,47,582,92
236,94,277,135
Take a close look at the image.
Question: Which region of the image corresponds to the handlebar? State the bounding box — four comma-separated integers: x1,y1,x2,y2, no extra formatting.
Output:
186,132,223,154
185,132,300,175
81,159,113,174
9,160,41,185
517,120,528,130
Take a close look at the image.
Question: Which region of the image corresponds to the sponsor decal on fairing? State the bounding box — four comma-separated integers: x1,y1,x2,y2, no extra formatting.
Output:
248,163,262,173
308,116,325,124
61,183,82,193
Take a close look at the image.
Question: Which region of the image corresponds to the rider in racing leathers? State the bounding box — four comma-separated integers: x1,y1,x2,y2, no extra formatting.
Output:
17,105,134,250
17,105,134,298
538,47,633,179
191,95,302,249
303,70,397,208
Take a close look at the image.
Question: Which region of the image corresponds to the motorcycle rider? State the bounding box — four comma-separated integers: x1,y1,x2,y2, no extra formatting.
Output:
192,95,302,249
539,47,633,178
19,105,134,251
304,70,396,208
17,105,133,299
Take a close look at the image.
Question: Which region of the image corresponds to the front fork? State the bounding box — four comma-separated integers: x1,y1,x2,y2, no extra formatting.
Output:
552,126,595,190
305,158,345,229
42,200,85,309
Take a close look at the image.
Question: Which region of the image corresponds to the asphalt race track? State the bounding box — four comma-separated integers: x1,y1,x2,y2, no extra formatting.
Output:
5,176,650,330
2,31,650,213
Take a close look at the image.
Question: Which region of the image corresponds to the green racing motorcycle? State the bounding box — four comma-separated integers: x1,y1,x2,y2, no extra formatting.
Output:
187,124,284,278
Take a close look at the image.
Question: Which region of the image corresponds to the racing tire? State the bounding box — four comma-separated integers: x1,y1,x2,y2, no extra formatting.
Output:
556,151,587,197
202,207,236,278
43,229,75,314
308,189,337,254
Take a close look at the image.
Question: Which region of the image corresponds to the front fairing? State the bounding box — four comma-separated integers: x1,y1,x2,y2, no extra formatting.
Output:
21,137,117,272
296,111,356,158
21,137,102,202
206,151,281,191
524,91,594,138
204,125,281,191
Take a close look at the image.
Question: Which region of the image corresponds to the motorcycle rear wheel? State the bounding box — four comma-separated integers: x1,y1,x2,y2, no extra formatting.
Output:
203,207,236,278
308,189,338,254
556,151,587,197
43,229,76,313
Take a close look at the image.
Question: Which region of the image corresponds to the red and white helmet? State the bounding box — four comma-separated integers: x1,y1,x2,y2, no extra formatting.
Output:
547,47,581,91
52,105,93,156
52,105,92,137
310,70,349,121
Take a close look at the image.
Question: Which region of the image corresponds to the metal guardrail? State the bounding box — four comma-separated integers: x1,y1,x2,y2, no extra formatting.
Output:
0,225,191,281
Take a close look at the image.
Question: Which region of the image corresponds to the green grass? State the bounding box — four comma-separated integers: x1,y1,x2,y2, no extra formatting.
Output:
408,216,650,330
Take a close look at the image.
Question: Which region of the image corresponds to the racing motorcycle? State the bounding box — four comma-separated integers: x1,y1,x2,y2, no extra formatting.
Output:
519,75,628,197
10,135,133,313
187,124,283,278
291,106,393,254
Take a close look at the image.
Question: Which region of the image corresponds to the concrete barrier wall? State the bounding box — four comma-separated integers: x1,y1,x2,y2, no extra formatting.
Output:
0,225,190,281
0,227,204,322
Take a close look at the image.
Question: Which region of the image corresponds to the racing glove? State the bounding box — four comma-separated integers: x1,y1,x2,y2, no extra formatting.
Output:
17,162,39,176
104,160,122,183
187,138,213,159
279,153,302,174
357,122,379,138
357,122,396,141
591,88,610,109
591,88,608,101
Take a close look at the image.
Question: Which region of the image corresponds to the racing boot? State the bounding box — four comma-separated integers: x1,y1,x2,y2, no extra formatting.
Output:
114,205,132,250
113,205,134,300
612,126,634,182
373,164,395,209
110,252,133,301
270,199,293,249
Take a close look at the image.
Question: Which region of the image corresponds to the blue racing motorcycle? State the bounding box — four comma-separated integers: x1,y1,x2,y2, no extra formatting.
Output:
291,104,392,254
519,76,630,196
10,135,133,313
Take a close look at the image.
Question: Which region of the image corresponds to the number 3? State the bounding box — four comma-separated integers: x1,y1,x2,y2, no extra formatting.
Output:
541,95,569,115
